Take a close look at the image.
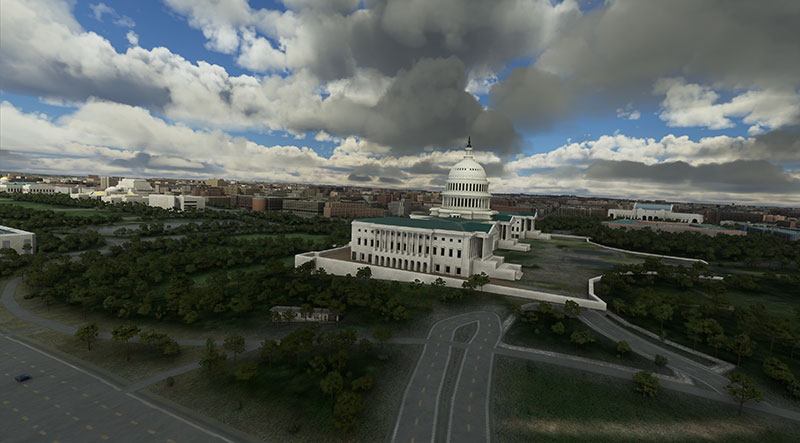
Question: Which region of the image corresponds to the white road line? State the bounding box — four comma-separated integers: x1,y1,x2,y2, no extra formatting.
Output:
2,335,121,391
126,393,234,443
445,319,481,443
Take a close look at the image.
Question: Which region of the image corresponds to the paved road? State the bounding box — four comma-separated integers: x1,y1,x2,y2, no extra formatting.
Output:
445,313,501,443
1,335,234,443
392,312,500,443
579,309,730,393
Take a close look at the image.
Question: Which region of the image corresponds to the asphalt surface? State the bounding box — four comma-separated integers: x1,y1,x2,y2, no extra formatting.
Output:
392,312,501,443
1,335,234,443
579,309,730,393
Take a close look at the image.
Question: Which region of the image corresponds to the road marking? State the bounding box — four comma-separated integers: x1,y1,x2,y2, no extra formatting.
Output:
474,366,478,372
430,362,435,367
100,404,108,409
477,355,480,360
471,378,476,384
148,429,157,434
22,416,29,421
81,393,89,398
12,407,19,412
33,389,39,394
86,425,94,430
418,400,422,407
434,351,438,357
49,375,54,379
468,404,472,412
2,400,7,404
44,396,49,400
421,387,426,393
426,374,430,380
467,424,471,432
30,364,36,368
54,404,61,408
469,392,473,398
414,417,419,425
39,430,47,436
39,369,45,373
115,412,123,416
101,435,110,440
71,386,77,390
72,416,79,421
130,420,138,425
479,346,482,350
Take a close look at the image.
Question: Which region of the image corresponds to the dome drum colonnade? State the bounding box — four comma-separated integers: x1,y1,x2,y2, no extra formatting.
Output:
433,138,497,220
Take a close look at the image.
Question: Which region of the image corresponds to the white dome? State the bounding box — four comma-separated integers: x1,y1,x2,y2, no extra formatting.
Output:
448,158,487,181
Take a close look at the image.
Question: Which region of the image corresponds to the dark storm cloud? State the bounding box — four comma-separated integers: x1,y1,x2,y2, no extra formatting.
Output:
753,127,800,163
378,176,402,184
0,150,31,165
309,57,519,156
538,0,800,105
405,160,448,175
0,61,171,111
489,67,572,130
347,173,371,182
585,159,800,194
109,153,223,174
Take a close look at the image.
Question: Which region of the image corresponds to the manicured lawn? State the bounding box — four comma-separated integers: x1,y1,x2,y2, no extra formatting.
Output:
504,318,671,375
493,357,800,442
495,238,644,298
147,344,421,442
0,199,115,216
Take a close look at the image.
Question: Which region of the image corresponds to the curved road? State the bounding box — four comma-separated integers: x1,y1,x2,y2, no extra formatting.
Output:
579,310,730,393
392,312,501,443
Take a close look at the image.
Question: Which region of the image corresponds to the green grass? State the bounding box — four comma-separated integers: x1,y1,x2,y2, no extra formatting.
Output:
493,357,800,443
0,199,115,216
147,344,421,442
504,318,671,375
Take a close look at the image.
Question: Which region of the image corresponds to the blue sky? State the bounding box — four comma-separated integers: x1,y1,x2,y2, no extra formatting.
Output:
1,1,798,205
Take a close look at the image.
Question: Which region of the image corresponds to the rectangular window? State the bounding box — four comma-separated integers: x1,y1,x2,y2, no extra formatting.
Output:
456,267,461,275
446,266,451,273
426,246,430,254
435,264,440,272
449,249,453,257
360,253,365,260
457,250,461,258
371,239,374,247
357,238,361,245
433,247,437,255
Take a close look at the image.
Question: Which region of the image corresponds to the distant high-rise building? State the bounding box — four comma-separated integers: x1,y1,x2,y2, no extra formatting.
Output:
205,178,227,187
100,176,120,189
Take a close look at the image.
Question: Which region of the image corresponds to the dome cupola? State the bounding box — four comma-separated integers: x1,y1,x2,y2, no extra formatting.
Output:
429,137,498,220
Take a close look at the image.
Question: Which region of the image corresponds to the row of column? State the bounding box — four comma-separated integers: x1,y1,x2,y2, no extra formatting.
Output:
444,196,489,209
373,229,430,257
448,182,487,192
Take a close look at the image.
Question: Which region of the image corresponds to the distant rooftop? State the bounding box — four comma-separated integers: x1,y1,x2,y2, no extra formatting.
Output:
356,216,493,233
604,219,744,234
634,203,673,211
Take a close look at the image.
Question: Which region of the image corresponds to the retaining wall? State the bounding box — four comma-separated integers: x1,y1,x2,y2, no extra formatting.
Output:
295,247,607,311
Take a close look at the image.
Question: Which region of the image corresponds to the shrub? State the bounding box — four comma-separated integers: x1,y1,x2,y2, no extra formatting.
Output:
655,354,668,367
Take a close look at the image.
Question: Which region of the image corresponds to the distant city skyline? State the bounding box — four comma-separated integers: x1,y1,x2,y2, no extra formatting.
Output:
1,0,799,206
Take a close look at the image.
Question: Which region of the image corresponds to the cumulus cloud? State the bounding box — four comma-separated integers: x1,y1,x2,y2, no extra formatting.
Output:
89,2,134,27
126,30,139,46
654,77,800,131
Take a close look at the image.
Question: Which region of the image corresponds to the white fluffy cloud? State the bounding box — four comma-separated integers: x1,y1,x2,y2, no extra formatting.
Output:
654,77,800,132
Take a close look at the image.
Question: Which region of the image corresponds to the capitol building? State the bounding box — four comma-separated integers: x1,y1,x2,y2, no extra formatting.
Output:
346,139,545,281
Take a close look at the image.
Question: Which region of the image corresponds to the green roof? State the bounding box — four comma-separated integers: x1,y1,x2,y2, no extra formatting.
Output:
356,216,493,233
493,210,537,221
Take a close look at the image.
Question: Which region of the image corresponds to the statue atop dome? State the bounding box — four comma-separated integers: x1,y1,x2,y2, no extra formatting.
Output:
465,136,473,158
